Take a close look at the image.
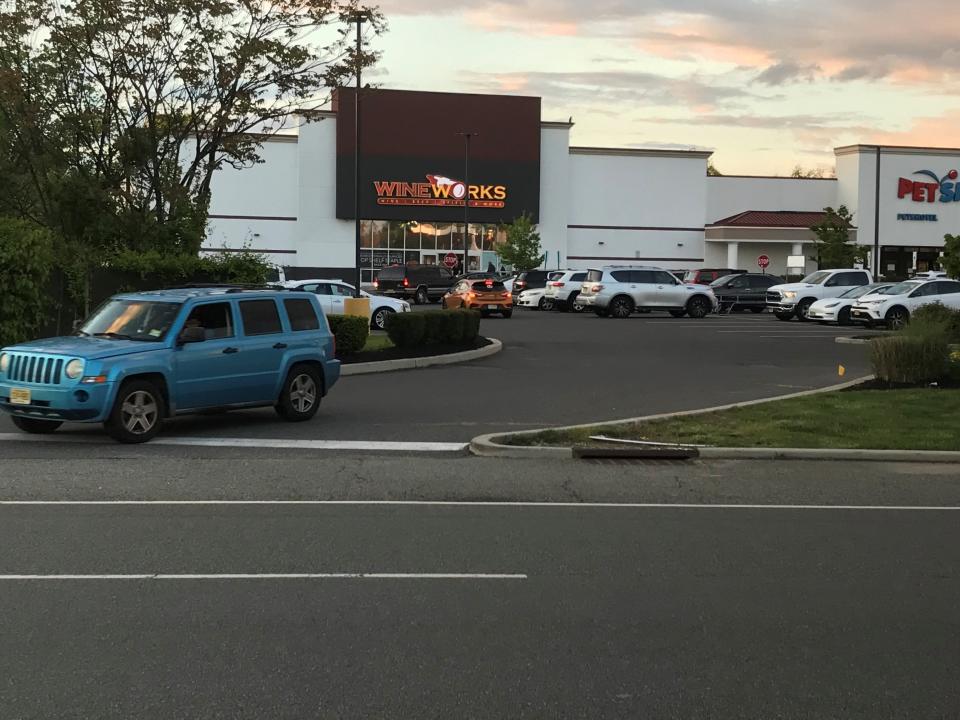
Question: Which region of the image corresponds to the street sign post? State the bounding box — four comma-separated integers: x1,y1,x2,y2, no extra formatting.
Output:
757,255,770,272
443,253,459,270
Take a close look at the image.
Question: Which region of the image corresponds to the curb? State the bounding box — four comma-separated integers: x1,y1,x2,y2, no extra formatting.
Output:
698,448,960,463
342,338,502,376
835,336,874,345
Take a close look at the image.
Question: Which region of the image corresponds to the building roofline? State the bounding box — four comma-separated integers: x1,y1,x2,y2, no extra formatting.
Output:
542,120,575,129
709,174,836,181
835,143,960,157
570,146,713,159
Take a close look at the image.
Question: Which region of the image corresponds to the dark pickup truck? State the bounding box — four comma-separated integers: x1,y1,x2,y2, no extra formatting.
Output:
375,264,455,305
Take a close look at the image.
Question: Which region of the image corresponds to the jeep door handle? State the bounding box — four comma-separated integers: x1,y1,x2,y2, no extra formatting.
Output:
273,343,288,350
222,347,239,354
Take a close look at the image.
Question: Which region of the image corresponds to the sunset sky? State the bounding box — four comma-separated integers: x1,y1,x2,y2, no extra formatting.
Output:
368,0,960,176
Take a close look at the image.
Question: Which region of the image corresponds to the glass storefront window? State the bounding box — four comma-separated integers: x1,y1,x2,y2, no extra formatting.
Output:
403,222,420,250
420,223,436,250
359,220,373,248
482,225,497,251
452,224,465,254
388,220,405,249
436,223,452,250
371,220,388,248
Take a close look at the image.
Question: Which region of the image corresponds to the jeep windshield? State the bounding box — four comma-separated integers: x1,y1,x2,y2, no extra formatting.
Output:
78,299,182,341
799,271,832,285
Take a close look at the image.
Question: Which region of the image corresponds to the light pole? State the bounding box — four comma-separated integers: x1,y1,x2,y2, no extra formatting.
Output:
351,11,370,298
458,131,478,275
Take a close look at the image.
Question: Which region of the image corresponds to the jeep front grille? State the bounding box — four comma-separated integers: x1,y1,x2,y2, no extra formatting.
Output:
6,354,65,385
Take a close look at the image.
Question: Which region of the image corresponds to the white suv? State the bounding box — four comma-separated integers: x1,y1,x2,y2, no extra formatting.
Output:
575,266,718,319
766,269,874,321
544,270,589,313
850,278,960,329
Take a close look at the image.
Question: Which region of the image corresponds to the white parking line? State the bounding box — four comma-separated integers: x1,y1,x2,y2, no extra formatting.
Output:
1,500,957,511
0,572,527,581
0,433,468,453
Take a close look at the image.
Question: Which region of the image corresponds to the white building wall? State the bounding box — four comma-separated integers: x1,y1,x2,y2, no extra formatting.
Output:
565,150,709,269
538,125,572,269
706,176,836,222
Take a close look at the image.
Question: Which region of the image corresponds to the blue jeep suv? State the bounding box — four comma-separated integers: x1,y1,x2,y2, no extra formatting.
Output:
0,288,340,443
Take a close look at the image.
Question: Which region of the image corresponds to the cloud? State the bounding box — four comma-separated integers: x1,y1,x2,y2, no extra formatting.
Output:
754,60,821,86
376,0,960,84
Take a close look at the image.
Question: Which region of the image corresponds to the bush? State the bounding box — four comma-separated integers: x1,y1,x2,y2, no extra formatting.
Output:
463,310,481,342
0,218,55,347
422,312,444,345
327,314,369,356
385,312,426,348
907,303,960,343
871,335,949,385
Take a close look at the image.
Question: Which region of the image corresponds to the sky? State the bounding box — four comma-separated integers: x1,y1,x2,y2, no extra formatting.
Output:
364,0,960,176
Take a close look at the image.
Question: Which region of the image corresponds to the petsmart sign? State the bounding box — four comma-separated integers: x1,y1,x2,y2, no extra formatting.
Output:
897,169,960,203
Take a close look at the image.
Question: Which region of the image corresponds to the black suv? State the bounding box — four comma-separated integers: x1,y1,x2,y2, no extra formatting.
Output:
375,264,455,305
711,273,783,312
511,270,554,300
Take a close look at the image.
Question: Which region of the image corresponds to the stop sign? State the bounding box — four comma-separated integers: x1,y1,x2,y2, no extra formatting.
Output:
443,253,459,269
757,255,770,270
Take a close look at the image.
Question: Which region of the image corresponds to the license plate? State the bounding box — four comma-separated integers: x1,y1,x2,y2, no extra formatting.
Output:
10,388,31,405
486,305,498,310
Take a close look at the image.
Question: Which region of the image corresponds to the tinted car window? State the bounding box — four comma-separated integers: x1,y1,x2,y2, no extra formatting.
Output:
653,271,677,284
300,283,332,295
749,275,778,288
472,280,506,291
611,271,633,282
378,266,403,280
725,276,748,289
284,299,320,331
938,281,960,294
184,302,234,340
332,284,354,297
571,273,587,282
240,299,283,336
586,270,603,283
832,272,869,286
910,283,938,297
632,270,658,284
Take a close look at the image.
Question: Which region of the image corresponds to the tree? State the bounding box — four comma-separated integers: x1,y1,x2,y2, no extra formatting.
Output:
943,234,960,279
707,161,722,176
790,165,835,179
810,206,864,269
497,214,543,271
0,0,383,255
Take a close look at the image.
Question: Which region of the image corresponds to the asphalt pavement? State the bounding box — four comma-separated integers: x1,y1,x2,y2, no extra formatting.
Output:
0,454,957,719
0,311,878,443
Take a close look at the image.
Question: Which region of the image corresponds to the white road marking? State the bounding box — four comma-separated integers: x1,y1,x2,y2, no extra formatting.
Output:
0,500,956,511
0,433,467,453
0,573,527,581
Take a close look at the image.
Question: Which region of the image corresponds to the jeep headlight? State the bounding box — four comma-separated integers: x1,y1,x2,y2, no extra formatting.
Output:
782,291,798,300
0,353,8,374
65,359,85,380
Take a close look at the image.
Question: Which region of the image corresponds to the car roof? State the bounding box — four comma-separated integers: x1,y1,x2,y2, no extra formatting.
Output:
283,279,352,287
113,288,306,303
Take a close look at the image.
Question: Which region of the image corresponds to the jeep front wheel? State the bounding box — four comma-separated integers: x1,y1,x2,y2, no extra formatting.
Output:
105,379,164,444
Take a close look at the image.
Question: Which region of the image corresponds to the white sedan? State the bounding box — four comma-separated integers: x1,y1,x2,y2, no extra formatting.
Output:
283,279,411,330
516,287,553,310
806,283,893,325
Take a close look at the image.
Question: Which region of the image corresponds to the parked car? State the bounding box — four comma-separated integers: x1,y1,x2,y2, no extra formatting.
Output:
683,268,745,285
516,287,550,310
766,269,873,321
374,263,454,305
575,266,718,319
511,270,557,298
0,288,340,443
544,270,589,312
442,278,513,318
806,283,893,325
284,279,410,330
850,278,960,329
710,273,783,312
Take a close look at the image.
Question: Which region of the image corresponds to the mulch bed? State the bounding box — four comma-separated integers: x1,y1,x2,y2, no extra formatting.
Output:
339,337,492,365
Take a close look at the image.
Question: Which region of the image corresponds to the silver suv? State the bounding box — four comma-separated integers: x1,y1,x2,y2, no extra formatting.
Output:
575,266,718,318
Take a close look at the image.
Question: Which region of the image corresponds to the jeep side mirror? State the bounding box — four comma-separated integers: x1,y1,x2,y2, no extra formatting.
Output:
178,326,206,345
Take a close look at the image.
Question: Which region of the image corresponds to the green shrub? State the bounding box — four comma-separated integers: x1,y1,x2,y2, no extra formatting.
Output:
438,310,465,343
327,314,369,356
385,312,426,348
0,218,55,347
907,303,960,343
463,310,481,342
871,335,949,385
421,312,444,345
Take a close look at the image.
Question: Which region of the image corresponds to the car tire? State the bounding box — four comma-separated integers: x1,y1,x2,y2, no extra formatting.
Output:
609,296,634,319
568,293,585,313
796,298,815,322
275,364,322,422
774,311,793,321
542,299,554,311
104,379,165,444
886,306,910,330
537,297,546,311
749,307,765,313
686,296,711,319
372,307,394,331
837,307,853,326
669,309,686,318
414,287,429,305
11,416,63,434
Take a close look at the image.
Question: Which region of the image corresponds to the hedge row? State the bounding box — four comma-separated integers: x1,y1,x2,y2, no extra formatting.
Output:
327,314,370,356
870,303,960,384
385,310,481,349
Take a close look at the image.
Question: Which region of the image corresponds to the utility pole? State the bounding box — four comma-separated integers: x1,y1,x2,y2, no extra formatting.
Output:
352,12,367,297
458,132,479,275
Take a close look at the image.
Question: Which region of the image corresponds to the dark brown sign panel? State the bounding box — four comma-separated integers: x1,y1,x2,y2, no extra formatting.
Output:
335,89,541,223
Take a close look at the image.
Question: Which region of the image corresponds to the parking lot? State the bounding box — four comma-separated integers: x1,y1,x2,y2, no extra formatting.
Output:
0,311,880,444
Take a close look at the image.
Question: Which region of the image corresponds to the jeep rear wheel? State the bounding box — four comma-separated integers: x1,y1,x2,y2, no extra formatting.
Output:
609,296,634,319
12,416,63,434
105,379,164,444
